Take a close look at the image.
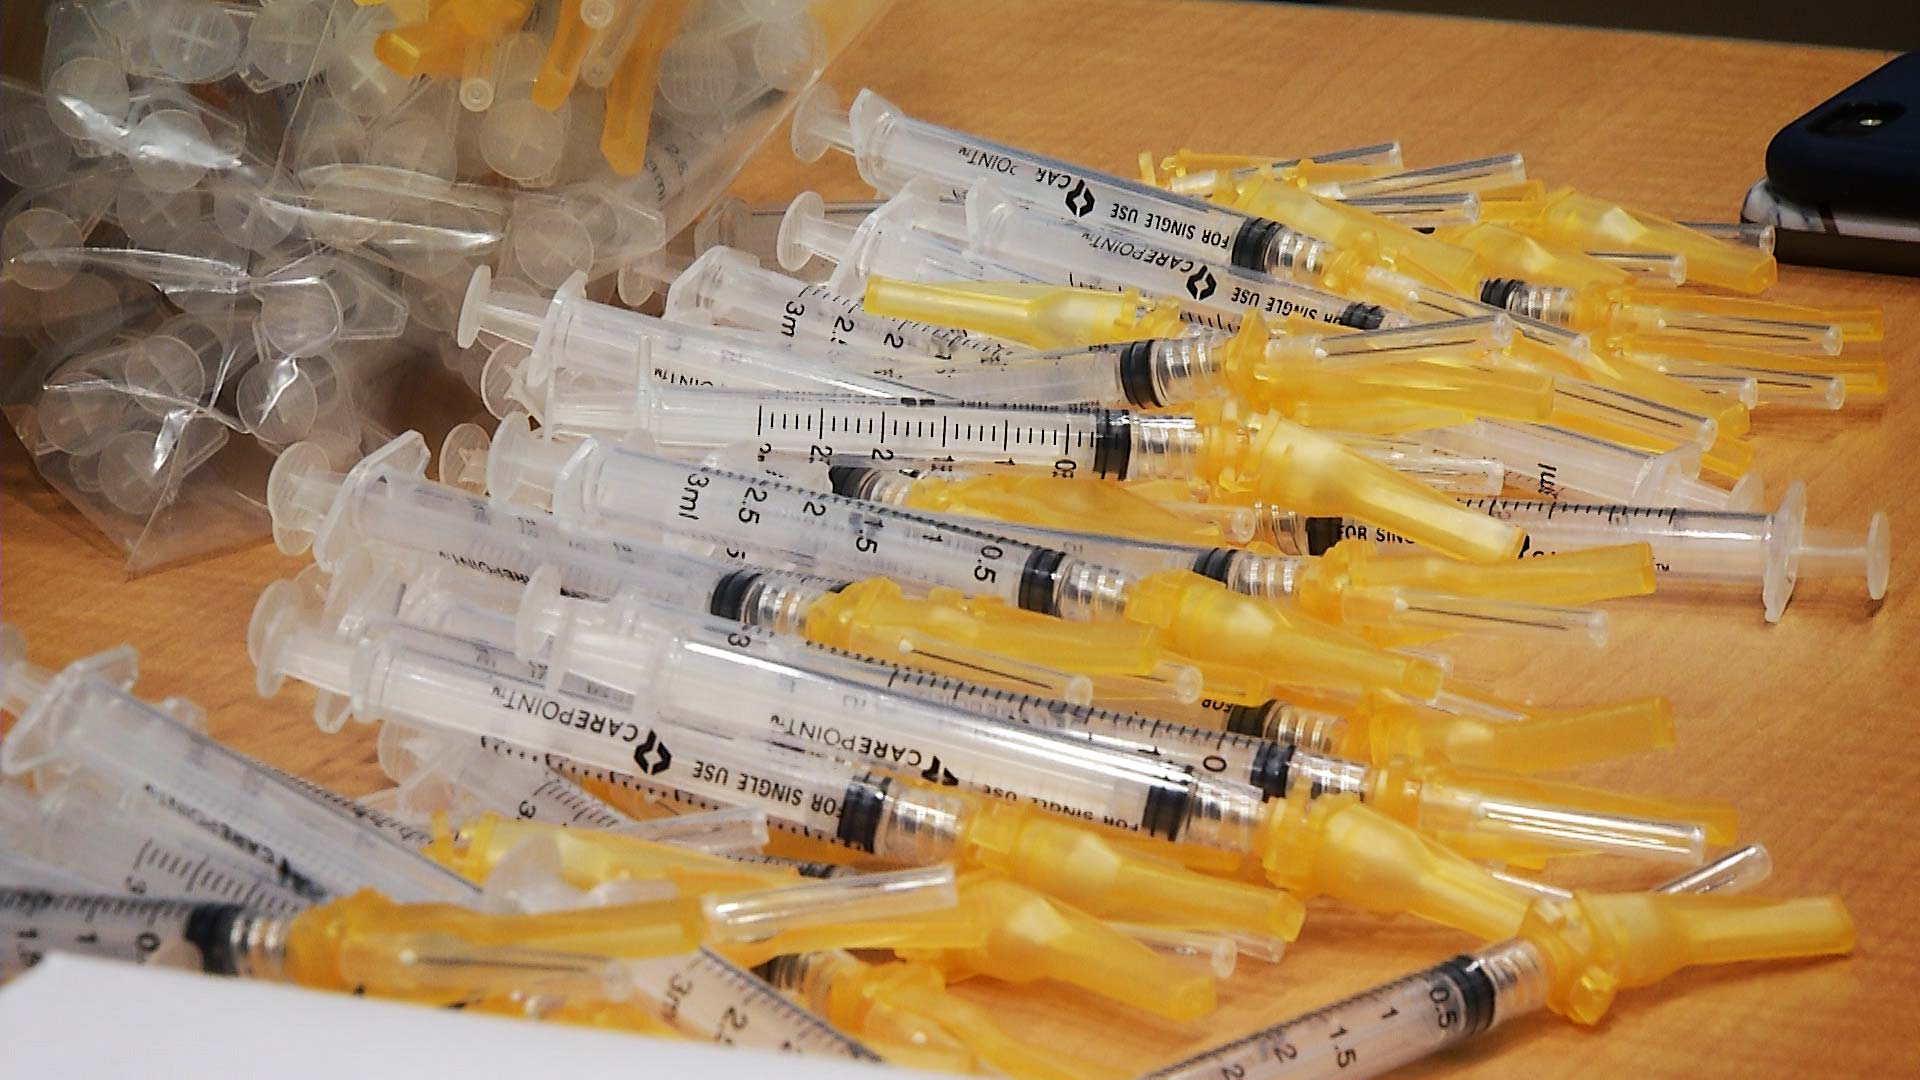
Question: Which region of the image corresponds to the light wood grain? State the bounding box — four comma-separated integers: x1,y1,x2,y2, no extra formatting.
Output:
3,1,1916,1075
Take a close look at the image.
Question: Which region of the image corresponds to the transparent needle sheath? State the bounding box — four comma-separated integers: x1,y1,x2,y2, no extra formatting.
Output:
1270,480,1890,622
278,435,1133,708
816,479,1611,647
0,642,871,1054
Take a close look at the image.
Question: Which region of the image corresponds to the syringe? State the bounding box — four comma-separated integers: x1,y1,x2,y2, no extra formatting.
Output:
474,427,1522,684
1265,482,1890,622
957,180,1393,333
257,588,1719,943
0,634,881,1055
503,573,1718,867
497,386,1523,562
455,267,936,402
1146,854,1853,1080
1,890,225,980
1151,143,1405,197
375,721,770,851
693,194,869,280
754,948,1115,1079
824,468,1641,646
0,782,311,916
790,86,1347,282
289,437,1137,701
1347,265,1746,462
332,532,1671,838
664,245,1024,367
0,629,476,904
0,867,961,1008
1414,419,1759,510
257,601,1307,946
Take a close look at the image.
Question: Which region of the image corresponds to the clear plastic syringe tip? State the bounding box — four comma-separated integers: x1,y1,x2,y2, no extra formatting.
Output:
789,83,855,164
1797,512,1891,602
776,190,857,272
458,265,550,350
1761,480,1810,623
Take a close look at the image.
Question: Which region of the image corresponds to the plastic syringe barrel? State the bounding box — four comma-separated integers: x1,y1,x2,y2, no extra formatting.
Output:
812,87,1303,276
964,181,1389,332
1271,479,1892,623
547,436,1129,621
0,647,475,904
270,433,743,611
0,782,311,916
664,245,1021,367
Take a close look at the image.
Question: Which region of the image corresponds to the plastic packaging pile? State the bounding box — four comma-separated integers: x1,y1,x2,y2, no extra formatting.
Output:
0,0,885,571
0,37,1883,1080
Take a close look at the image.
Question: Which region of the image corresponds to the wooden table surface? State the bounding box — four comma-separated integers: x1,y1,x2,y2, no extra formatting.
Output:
3,1,1915,1075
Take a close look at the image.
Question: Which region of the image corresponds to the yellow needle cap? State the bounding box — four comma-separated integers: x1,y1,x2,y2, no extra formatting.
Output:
1235,178,1484,294
1612,287,1883,344
373,21,470,79
862,277,1184,349
834,956,1126,1080
1609,337,1890,400
601,0,692,174
1521,891,1855,1024
440,0,531,37
1366,762,1736,864
1434,222,1633,293
1325,539,1657,606
902,471,1245,546
1525,188,1777,294
1199,407,1526,563
960,796,1306,940
1257,791,1533,940
1365,694,1675,774
476,993,682,1037
284,890,709,988
898,872,1217,1021
803,578,1168,676
530,0,595,109
429,813,791,892
717,907,987,970
1124,569,1446,699
331,931,629,1004
1227,314,1555,424
1282,397,1478,436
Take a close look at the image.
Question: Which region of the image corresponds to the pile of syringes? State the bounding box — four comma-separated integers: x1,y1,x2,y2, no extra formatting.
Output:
0,0,888,571
1,63,1883,1080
